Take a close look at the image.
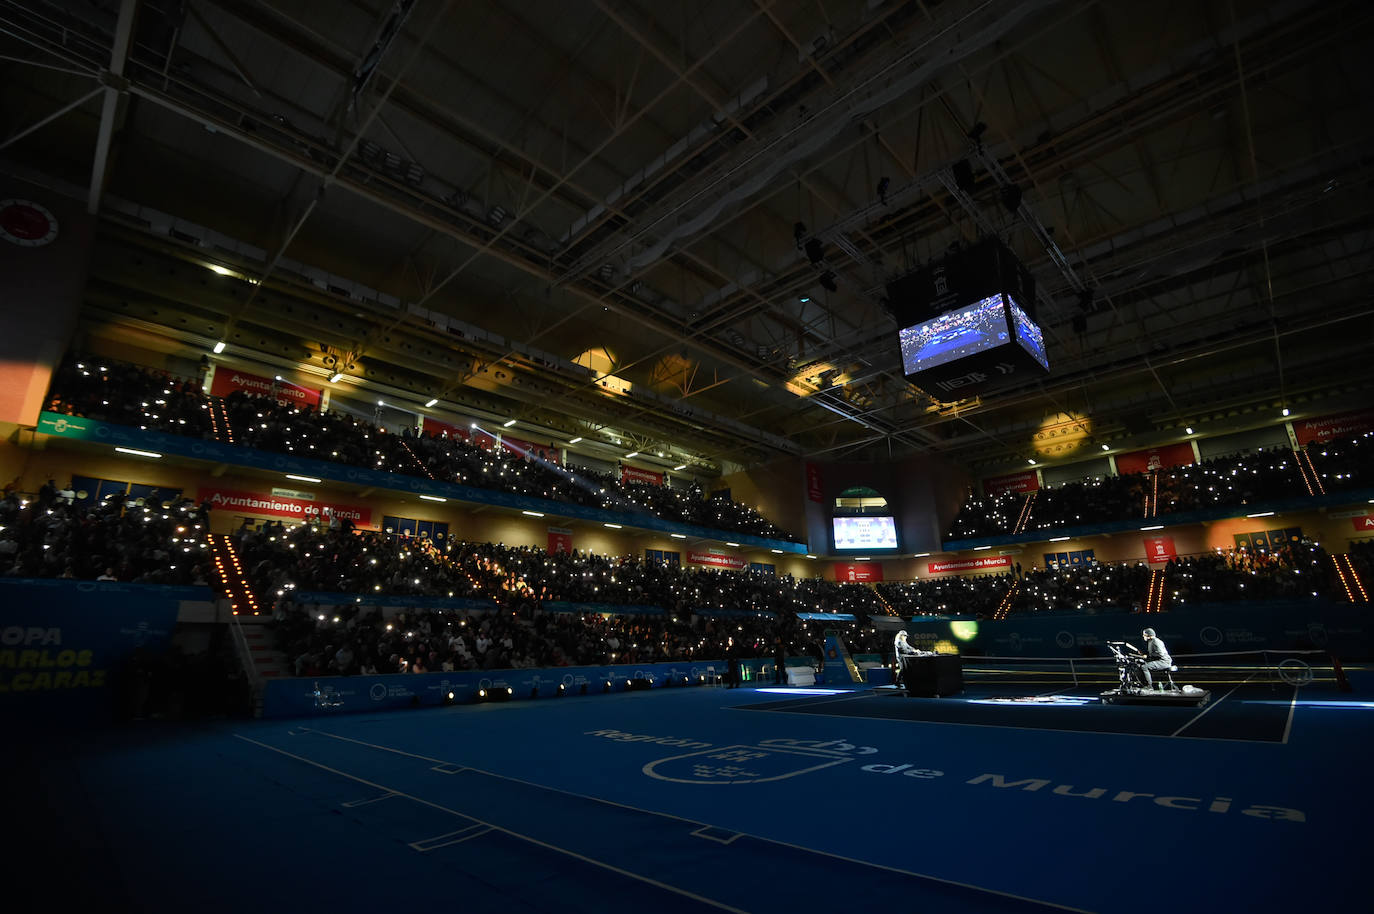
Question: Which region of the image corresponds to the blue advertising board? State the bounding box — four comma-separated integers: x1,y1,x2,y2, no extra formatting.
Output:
38,412,807,553
261,658,731,718
0,579,203,715
290,592,498,611
541,602,665,615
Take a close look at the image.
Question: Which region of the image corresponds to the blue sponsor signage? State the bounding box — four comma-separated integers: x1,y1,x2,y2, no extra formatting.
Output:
261,658,731,718
0,579,199,712
39,412,806,553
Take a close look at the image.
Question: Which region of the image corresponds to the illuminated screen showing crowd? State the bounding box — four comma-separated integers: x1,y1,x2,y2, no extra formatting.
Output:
898,293,1010,375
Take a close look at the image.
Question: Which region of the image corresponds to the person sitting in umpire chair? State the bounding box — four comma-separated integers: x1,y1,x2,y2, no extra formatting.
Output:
1137,627,1175,691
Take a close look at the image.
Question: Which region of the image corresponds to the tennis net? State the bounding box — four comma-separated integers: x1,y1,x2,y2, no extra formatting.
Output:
958,648,1341,689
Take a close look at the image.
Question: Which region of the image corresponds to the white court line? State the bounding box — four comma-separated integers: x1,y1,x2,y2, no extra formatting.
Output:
731,694,1279,744
1170,674,1257,738
429,763,465,774
409,824,491,852
340,791,397,808
1281,686,1300,745
296,728,1087,912
691,826,744,845
728,689,882,713
233,734,748,914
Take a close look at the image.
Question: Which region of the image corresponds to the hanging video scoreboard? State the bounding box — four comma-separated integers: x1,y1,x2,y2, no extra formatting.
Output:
886,237,1050,397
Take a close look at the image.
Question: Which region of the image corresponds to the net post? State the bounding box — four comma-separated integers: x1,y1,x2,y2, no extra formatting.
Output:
1330,654,1353,692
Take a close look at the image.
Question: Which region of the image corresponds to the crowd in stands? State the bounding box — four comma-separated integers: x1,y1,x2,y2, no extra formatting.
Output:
878,574,1011,617
44,357,801,542
0,480,211,584
1166,542,1335,604
1349,538,1374,580
239,521,886,620
947,434,1374,540
1013,561,1153,614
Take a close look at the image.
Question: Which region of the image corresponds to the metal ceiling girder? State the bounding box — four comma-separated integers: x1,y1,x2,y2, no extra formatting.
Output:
0,86,103,152
87,0,139,215
605,0,1063,277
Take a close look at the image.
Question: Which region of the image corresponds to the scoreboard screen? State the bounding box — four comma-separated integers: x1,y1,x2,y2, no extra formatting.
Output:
1007,295,1049,370
899,293,1010,376
833,515,899,551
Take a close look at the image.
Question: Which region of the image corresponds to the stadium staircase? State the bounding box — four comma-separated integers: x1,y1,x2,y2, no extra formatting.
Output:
1012,492,1037,534
210,534,262,616
208,396,236,445
1332,554,1369,603
993,580,1021,621
1293,447,1325,495
871,587,901,618
398,439,437,479
1145,567,1169,613
1144,471,1159,518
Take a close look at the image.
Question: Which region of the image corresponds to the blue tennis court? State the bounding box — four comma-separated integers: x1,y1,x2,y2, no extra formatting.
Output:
14,666,1372,914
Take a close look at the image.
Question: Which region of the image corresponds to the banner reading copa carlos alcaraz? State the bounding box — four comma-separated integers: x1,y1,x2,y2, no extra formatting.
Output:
0,579,200,714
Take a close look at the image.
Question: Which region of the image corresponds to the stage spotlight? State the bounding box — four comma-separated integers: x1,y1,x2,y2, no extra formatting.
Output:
604,680,613,693
557,683,566,697
444,690,456,706
804,237,824,264
818,271,838,292
478,688,486,699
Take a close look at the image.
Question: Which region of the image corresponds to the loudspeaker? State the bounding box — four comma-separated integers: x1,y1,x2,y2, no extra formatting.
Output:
952,159,976,193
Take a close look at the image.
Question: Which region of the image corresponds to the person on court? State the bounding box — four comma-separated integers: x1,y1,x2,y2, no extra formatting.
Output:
1137,627,1172,690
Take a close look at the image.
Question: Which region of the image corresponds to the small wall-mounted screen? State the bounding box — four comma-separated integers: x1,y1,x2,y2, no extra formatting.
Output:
832,515,898,550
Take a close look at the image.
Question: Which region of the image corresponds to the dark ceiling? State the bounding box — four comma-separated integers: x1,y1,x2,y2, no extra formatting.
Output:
3,0,1372,478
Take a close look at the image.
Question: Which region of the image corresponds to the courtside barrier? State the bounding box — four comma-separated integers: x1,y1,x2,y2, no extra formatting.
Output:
0,578,209,714
262,658,734,718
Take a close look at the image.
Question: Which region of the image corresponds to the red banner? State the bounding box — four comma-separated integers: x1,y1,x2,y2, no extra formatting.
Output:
982,469,1039,497
1143,536,1177,564
1351,515,1374,533
927,556,1012,574
1115,442,1195,475
621,464,664,486
687,551,746,570
834,562,884,582
209,368,321,408
196,487,371,524
1294,409,1374,446
547,526,573,554
500,433,560,464
421,417,469,441
806,462,824,503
